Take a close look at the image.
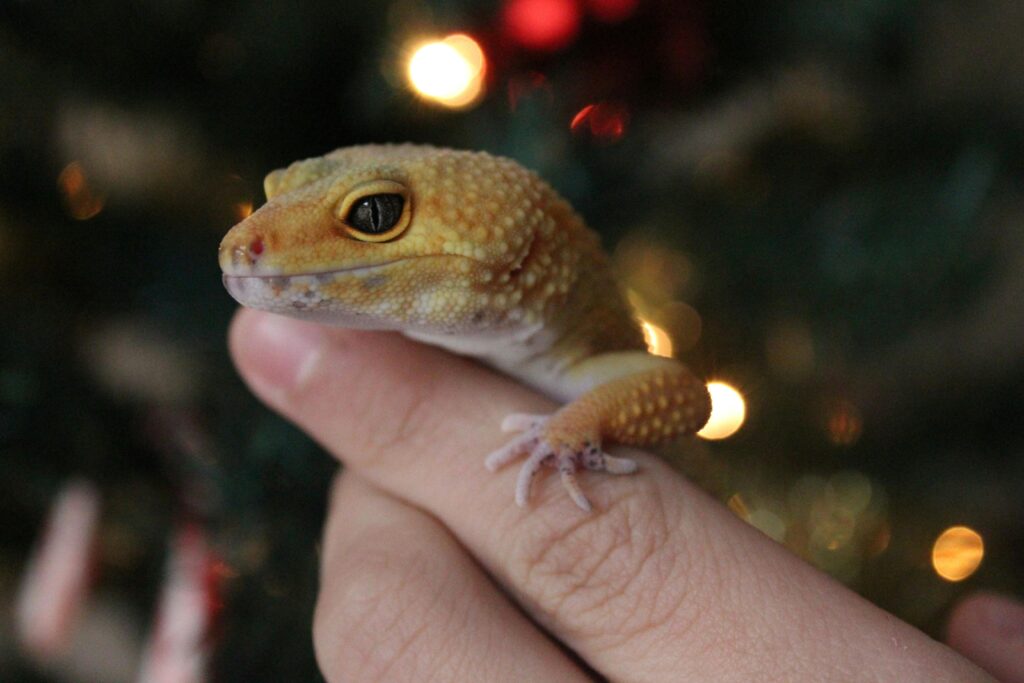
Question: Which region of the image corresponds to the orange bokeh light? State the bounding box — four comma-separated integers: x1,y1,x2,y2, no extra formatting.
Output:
932,526,984,582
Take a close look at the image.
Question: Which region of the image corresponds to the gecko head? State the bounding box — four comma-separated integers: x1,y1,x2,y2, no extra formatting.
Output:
219,144,583,334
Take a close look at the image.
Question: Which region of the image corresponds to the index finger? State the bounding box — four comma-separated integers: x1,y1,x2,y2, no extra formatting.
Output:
230,309,991,682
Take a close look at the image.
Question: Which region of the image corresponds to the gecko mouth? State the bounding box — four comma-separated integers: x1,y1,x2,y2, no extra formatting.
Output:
221,259,406,320
221,253,486,330
221,258,407,281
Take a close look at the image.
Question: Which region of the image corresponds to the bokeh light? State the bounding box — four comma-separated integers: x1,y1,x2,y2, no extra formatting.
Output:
646,302,703,354
932,526,984,582
570,102,629,143
615,235,694,301
502,0,580,52
826,399,864,447
407,34,486,108
869,522,892,557
57,162,105,220
698,381,746,440
641,320,673,357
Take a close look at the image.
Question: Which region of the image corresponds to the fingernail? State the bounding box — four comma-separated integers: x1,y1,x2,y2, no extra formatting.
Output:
981,594,1024,642
247,313,326,392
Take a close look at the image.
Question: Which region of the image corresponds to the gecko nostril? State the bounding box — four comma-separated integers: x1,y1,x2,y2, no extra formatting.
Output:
232,238,263,266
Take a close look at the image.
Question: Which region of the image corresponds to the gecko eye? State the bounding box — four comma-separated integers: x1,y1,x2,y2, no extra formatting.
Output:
335,180,412,242
347,194,404,234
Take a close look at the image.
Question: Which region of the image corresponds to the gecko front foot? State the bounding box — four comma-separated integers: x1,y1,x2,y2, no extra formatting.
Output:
484,413,638,512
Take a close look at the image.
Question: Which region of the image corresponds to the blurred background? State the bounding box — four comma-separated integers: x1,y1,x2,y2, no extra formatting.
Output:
2,0,1023,680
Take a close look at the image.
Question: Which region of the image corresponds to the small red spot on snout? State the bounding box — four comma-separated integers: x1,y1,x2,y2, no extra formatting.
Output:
230,237,264,267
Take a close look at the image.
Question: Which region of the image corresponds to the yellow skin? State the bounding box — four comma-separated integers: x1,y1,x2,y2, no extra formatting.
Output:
219,144,711,511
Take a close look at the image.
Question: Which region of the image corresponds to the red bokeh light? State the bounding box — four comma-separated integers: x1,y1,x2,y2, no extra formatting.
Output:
570,102,629,142
502,0,581,52
586,0,639,23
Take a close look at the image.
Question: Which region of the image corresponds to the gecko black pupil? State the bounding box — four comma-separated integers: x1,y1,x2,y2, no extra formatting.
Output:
347,194,404,234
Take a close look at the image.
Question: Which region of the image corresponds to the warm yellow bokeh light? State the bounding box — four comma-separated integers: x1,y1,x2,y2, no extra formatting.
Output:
641,320,673,358
698,381,746,440
407,34,485,108
932,525,984,582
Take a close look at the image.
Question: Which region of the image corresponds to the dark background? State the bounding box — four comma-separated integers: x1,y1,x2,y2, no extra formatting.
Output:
2,0,1022,680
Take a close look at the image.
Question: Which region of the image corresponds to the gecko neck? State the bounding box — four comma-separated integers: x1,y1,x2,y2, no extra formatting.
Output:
404,256,646,402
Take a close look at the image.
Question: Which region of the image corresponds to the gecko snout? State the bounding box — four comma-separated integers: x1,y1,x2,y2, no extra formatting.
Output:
220,236,265,272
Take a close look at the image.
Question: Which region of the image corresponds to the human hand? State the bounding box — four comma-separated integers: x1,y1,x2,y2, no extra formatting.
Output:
229,309,1013,682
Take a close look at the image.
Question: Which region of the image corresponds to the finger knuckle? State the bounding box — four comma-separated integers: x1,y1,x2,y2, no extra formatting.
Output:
506,473,718,649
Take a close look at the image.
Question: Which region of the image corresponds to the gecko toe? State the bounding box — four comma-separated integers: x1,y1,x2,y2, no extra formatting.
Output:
484,431,538,471
501,413,549,433
514,445,554,507
579,446,638,475
557,453,592,512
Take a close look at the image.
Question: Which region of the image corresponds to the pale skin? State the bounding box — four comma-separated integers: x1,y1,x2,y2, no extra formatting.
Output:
229,309,1022,682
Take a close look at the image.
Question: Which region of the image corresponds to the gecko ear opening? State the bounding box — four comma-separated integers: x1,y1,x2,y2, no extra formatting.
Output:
334,180,412,243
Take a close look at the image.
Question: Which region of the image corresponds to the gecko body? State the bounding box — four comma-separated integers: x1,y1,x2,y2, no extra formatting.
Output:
219,145,711,511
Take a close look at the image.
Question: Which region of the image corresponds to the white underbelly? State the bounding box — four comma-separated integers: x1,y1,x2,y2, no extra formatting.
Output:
402,325,584,403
